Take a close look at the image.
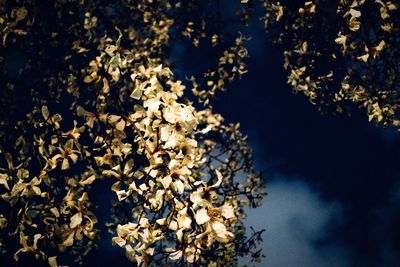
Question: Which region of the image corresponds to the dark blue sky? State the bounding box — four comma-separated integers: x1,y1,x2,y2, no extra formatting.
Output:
171,4,400,264
206,18,400,267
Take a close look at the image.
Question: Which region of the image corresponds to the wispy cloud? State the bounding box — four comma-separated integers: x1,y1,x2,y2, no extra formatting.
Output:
245,178,352,267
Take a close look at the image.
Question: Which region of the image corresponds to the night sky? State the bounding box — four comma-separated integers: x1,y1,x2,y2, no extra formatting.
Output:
171,8,400,266
210,19,400,267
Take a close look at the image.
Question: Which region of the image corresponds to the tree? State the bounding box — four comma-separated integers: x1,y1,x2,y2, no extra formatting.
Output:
0,1,264,266
261,0,400,128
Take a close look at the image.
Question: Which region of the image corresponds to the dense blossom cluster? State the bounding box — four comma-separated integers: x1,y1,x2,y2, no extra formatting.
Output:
0,0,264,266
262,0,400,128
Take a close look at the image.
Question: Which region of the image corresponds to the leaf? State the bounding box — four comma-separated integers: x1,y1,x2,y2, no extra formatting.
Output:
112,236,126,247
116,190,129,201
0,215,7,229
190,191,203,209
62,231,75,247
50,207,60,218
42,105,49,120
357,53,369,63
70,212,82,229
349,9,361,18
176,229,183,242
26,209,40,220
172,180,184,194
130,87,143,100
69,153,78,164
12,7,28,22
169,250,183,261
211,169,223,188
123,159,134,174
80,175,96,185
221,205,235,219
48,256,58,267
65,139,74,151
102,170,120,179
116,119,126,131
83,72,97,83
109,67,120,82
108,115,121,124
195,208,210,225
109,54,121,68
0,173,9,190
160,176,172,188
61,158,69,170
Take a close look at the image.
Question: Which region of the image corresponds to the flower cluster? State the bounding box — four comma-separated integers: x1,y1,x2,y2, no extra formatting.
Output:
0,1,264,266
262,0,400,128
98,63,264,266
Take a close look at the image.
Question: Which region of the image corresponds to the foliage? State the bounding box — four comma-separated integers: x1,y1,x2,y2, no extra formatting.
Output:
0,0,264,266
262,0,400,128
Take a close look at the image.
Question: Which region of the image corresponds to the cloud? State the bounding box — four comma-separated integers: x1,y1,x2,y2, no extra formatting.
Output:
244,178,352,267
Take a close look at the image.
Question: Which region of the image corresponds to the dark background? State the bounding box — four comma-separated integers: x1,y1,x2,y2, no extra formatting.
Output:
3,2,400,266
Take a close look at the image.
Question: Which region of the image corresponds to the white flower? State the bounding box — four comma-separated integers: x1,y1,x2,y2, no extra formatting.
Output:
195,208,211,225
